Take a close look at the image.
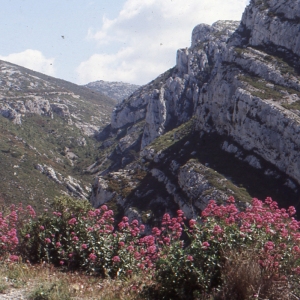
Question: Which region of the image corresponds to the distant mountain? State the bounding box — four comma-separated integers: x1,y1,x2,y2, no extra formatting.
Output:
85,80,140,103
0,60,116,211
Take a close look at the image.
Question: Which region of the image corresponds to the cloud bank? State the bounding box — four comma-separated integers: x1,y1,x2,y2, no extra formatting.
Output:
77,0,249,85
0,49,55,76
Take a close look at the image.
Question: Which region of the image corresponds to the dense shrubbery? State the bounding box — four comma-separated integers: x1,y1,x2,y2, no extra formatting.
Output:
1,196,300,299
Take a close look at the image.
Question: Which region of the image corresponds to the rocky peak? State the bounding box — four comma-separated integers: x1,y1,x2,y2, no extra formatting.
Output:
235,0,300,57
90,0,300,222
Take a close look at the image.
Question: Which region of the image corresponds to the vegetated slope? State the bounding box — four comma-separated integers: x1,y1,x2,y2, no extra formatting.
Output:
0,60,116,211
85,80,140,103
89,0,300,224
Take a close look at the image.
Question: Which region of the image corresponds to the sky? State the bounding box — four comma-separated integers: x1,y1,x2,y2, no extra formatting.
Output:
0,0,249,86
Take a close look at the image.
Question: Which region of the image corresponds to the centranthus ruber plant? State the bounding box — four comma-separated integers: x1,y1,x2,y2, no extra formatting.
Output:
0,203,35,261
145,196,300,299
183,196,300,299
1,195,300,299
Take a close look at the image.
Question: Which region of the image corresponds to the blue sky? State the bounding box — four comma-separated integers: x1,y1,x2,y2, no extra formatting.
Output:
0,0,249,85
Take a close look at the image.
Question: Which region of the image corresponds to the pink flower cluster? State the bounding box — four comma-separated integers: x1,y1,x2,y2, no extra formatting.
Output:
198,197,300,274
0,204,35,260
0,208,19,255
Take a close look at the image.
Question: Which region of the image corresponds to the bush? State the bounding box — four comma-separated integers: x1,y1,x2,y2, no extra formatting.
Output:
1,195,300,299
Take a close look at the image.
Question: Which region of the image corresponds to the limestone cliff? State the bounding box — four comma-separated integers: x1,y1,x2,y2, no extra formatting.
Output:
91,0,300,221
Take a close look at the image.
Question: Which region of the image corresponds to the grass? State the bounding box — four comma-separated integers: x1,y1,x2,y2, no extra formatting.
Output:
282,100,300,110
239,74,300,102
149,118,195,152
0,261,149,300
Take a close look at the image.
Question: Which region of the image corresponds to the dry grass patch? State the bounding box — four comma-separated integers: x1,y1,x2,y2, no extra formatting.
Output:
0,261,150,300
215,250,291,300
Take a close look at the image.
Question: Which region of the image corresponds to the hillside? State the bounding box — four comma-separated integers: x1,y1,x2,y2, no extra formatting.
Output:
89,0,300,224
0,60,116,211
85,80,140,103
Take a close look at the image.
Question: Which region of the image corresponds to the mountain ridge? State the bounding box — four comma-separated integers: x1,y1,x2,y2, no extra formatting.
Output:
90,0,300,224
85,80,140,103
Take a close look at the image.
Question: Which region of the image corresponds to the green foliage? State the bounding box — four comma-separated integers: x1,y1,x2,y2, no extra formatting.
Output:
240,75,285,100
149,118,195,152
27,282,71,300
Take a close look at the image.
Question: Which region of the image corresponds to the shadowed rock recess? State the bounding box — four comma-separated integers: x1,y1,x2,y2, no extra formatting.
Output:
89,0,300,225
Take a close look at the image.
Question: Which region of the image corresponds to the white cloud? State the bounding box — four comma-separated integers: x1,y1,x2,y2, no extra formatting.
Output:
77,0,249,85
0,49,55,76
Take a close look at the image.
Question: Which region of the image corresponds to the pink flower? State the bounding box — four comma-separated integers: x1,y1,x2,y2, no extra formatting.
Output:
127,245,134,252
213,225,223,235
118,221,125,230
81,244,88,250
265,197,273,205
293,266,300,274
68,218,77,225
147,245,156,254
279,243,287,249
26,205,36,218
55,242,62,248
59,260,64,265
119,241,125,247
88,210,96,217
227,196,235,203
187,255,193,261
163,237,170,245
10,237,18,245
9,255,19,262
100,205,108,211
152,227,161,236
44,238,51,244
39,226,45,230
112,256,120,263
131,219,139,226
202,241,210,249
177,210,184,217
72,236,79,242
288,206,297,216
88,253,97,261
293,245,300,253
25,234,30,238
264,241,275,252
189,219,196,228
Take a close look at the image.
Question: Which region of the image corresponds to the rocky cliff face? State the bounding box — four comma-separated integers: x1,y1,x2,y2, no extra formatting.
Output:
90,0,300,222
